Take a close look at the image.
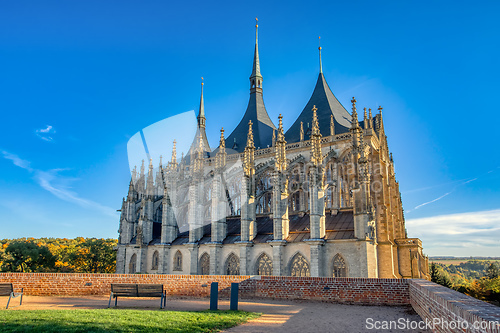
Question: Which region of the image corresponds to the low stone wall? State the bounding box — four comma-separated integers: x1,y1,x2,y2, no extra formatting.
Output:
409,279,500,333
0,273,409,305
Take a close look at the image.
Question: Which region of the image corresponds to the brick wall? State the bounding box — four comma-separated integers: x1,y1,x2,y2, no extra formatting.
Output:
0,273,410,305
409,279,500,333
250,276,410,305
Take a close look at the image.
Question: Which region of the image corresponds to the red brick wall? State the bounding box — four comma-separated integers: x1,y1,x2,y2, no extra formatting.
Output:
0,273,410,305
409,279,500,333
250,276,410,305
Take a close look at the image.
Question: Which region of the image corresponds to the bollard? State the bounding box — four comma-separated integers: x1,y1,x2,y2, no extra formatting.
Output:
210,282,218,311
230,282,239,311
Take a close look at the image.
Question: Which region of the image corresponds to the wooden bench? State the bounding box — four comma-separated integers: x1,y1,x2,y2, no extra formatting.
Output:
108,284,166,308
0,283,23,309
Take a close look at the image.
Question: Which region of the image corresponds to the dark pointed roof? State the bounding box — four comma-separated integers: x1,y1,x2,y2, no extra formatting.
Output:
225,21,276,153
225,92,276,152
285,73,351,143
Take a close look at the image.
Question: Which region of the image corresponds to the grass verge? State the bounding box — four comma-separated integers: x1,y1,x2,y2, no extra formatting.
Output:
0,309,260,333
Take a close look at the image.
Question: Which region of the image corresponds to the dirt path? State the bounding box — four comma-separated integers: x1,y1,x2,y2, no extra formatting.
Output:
1,296,429,333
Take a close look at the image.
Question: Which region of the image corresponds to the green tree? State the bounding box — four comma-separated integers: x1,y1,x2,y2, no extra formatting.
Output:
486,263,499,280
2,241,56,272
69,238,117,273
430,263,440,283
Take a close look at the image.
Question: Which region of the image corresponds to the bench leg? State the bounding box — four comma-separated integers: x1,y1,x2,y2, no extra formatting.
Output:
115,296,118,307
108,292,113,308
6,294,12,309
163,292,166,308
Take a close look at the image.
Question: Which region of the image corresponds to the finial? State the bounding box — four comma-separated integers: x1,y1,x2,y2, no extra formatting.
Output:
368,108,373,129
246,120,255,149
255,17,258,28
318,36,323,74
159,155,162,166
311,105,320,136
140,159,145,174
330,114,335,136
277,114,285,142
171,140,177,165
378,106,383,115
219,127,225,147
201,76,204,86
351,97,357,114
363,108,368,130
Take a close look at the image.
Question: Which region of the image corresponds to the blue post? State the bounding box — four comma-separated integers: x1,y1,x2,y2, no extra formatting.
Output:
230,282,239,311
210,282,218,311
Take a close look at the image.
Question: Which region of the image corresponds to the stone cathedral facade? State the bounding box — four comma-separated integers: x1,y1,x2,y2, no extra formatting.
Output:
116,24,429,279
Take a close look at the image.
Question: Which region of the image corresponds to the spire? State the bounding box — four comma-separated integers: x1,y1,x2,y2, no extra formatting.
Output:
363,107,368,130
246,120,255,149
146,158,154,197
250,17,262,89
275,114,287,172
197,77,206,128
351,97,360,129
224,18,276,152
330,114,335,136
318,36,323,74
244,121,255,176
272,128,276,146
216,127,226,169
220,127,226,148
159,155,162,167
310,105,323,166
368,108,373,129
132,165,137,183
170,140,177,170
300,121,304,141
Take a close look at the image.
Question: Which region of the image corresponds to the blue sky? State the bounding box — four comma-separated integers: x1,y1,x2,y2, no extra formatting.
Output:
0,1,499,256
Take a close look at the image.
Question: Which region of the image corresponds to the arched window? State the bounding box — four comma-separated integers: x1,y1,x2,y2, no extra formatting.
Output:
289,253,310,277
333,254,347,277
255,253,273,276
129,253,137,273
225,253,240,275
173,250,183,271
151,251,159,270
199,252,210,275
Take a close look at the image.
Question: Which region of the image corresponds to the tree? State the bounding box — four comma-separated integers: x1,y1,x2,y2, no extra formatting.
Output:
2,241,56,272
486,263,499,280
430,263,440,283
69,238,117,273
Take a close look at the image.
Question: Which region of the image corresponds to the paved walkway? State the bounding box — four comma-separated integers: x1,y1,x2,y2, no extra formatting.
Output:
1,296,430,333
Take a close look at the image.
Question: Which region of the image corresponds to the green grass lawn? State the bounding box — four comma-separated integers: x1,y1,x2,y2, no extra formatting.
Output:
0,309,260,333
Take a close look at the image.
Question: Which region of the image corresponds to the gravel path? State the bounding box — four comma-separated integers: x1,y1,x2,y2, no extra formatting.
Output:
2,296,430,333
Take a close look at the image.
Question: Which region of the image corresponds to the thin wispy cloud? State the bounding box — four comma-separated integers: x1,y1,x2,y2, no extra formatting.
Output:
35,125,56,142
406,177,480,213
1,151,33,172
406,209,500,256
1,150,117,218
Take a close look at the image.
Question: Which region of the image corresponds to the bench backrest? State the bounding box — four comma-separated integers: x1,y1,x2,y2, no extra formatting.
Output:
0,283,13,296
111,284,163,297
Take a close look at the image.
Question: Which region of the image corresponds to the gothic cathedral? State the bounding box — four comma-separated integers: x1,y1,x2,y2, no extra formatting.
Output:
116,23,429,279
